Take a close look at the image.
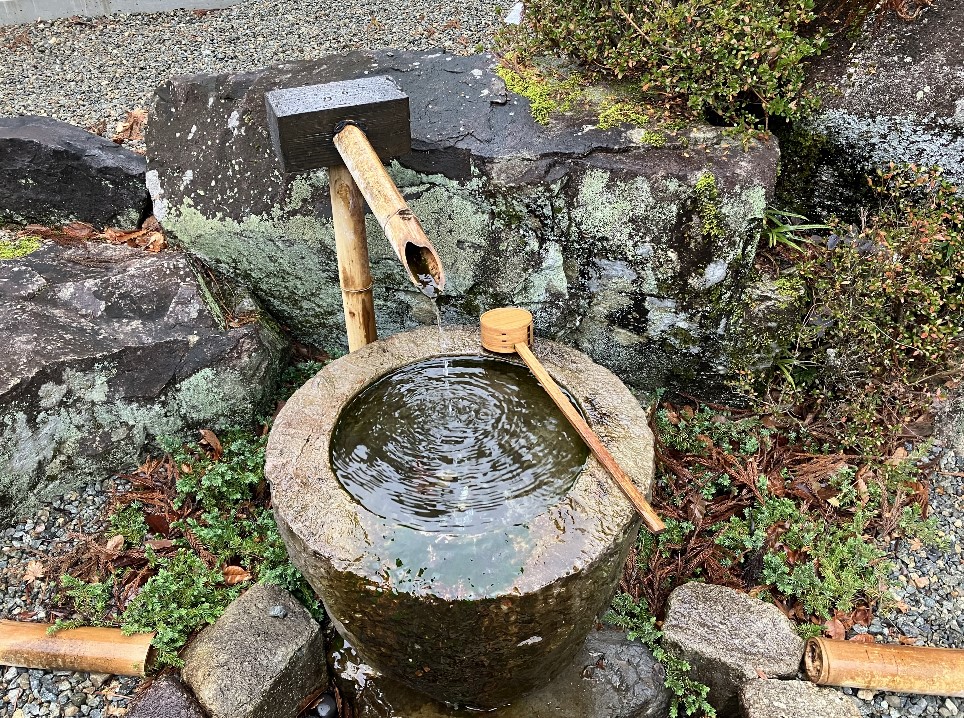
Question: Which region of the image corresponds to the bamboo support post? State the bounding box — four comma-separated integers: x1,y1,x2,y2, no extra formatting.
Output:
0,620,153,676
329,164,377,351
480,307,666,535
333,124,445,297
805,637,964,697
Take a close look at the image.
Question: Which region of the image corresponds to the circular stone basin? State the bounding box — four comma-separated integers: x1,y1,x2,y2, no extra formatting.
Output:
266,327,655,709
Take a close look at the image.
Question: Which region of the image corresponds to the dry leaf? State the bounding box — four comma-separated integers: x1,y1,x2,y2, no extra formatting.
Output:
146,514,170,536
887,446,909,465
849,633,876,644
894,600,911,614
851,606,872,626
200,429,223,460
222,565,252,585
22,560,44,584
113,108,148,144
755,668,768,679
911,575,930,589
146,538,175,550
909,537,924,552
62,221,96,239
825,617,846,640
898,635,917,645
105,534,125,552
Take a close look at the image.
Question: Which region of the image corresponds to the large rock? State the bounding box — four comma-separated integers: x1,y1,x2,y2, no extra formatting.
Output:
338,626,671,718
780,2,964,219
127,675,206,718
0,116,150,229
660,583,804,716
146,50,778,394
739,679,861,718
0,240,286,526
181,583,328,718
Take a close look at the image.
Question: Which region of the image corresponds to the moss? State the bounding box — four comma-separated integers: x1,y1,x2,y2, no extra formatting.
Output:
693,173,726,242
495,64,583,125
596,100,650,130
0,235,42,260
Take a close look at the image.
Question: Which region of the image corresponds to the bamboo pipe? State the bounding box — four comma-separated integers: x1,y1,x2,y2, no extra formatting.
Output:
805,637,964,697
0,620,153,676
480,307,666,534
332,124,445,298
329,164,378,351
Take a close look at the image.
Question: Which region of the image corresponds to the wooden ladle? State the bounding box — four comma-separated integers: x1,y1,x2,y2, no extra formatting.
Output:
480,307,665,534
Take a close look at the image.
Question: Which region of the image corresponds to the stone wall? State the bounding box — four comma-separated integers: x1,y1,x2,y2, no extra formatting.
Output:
147,50,779,394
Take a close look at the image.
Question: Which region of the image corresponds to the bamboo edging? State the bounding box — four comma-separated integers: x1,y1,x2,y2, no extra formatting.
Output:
805,637,964,698
0,620,153,676
479,307,666,534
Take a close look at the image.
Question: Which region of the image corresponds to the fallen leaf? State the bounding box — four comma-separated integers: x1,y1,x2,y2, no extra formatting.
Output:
851,606,872,626
146,538,175,550
222,565,252,585
909,537,924,552
200,429,223,460
898,635,917,645
112,108,148,144
23,560,44,584
849,633,876,644
62,221,96,239
824,617,846,640
911,575,930,589
894,600,911,614
887,446,909,465
686,492,708,524
145,514,170,536
755,668,768,679
105,534,125,552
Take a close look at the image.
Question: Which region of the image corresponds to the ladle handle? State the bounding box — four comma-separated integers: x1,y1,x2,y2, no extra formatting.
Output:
514,343,666,534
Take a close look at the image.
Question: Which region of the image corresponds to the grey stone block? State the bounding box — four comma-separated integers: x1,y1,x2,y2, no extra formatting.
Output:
181,583,328,718
0,116,149,228
127,675,206,718
740,679,861,718
661,583,805,715
0,240,287,527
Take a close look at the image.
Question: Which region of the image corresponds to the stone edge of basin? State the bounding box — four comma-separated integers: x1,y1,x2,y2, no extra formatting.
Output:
265,325,655,596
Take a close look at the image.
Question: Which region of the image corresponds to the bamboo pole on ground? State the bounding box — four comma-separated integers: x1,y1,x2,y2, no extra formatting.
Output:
0,620,153,676
332,124,445,296
480,307,666,535
805,637,964,697
329,164,377,351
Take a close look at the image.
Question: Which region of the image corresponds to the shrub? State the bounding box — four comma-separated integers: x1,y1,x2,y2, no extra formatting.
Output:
504,0,825,126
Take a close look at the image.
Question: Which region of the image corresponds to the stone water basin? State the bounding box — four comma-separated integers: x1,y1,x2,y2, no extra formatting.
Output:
265,326,655,708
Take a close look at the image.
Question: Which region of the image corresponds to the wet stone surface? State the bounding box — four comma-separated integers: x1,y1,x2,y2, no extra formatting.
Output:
267,326,655,708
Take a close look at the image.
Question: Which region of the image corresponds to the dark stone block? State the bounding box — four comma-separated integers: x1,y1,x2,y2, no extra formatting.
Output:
127,675,206,718
0,116,151,229
0,240,288,527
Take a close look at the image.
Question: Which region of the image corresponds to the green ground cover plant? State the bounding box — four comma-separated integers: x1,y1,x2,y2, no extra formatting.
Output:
51,362,327,668
499,0,826,127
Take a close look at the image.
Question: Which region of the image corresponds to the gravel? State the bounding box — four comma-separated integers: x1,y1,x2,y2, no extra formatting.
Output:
0,0,509,137
0,480,141,718
845,395,964,718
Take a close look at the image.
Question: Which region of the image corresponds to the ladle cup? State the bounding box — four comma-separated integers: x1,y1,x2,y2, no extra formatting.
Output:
480,307,666,534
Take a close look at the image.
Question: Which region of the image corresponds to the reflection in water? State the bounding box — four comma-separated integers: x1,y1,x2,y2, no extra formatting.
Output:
330,356,588,534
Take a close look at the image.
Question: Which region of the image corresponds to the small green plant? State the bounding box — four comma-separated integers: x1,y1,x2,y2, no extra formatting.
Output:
763,208,829,251
49,576,114,633
108,502,148,544
120,551,240,667
607,593,715,717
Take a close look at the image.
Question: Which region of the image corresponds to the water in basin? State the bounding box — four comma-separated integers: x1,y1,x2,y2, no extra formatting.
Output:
330,355,588,534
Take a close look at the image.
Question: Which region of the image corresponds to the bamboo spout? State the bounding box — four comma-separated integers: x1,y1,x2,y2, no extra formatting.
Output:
333,124,445,298
479,307,666,535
